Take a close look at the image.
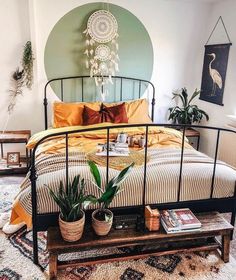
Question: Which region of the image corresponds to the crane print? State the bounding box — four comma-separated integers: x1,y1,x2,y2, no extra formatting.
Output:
207,53,223,96
200,43,231,105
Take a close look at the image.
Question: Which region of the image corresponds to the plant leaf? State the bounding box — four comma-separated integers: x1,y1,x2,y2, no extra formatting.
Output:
88,160,101,188
106,163,134,190
188,89,200,105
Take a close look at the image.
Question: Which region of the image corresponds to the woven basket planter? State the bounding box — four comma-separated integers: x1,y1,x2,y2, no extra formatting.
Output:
92,209,113,236
59,210,85,242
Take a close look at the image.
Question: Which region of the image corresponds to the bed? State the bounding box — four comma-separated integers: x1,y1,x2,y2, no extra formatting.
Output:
10,75,236,265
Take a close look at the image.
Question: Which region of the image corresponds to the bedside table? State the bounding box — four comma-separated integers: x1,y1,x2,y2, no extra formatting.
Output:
0,130,31,175
185,128,200,150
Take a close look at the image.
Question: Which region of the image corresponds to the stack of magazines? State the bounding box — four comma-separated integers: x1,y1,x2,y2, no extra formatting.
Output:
96,142,130,156
161,208,201,234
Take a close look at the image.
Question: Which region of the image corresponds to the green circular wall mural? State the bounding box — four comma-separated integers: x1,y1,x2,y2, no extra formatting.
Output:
44,2,154,101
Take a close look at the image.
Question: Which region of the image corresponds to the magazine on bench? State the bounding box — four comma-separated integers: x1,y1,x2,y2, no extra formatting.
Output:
161,208,202,234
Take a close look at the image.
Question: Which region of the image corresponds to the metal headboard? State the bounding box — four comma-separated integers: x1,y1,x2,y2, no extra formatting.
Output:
44,75,156,130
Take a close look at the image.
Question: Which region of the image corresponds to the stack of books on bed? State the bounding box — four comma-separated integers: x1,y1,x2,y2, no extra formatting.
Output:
96,142,130,157
161,208,201,234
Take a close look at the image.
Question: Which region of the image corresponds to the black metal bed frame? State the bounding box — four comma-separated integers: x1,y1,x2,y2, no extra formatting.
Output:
30,75,236,266
43,75,156,129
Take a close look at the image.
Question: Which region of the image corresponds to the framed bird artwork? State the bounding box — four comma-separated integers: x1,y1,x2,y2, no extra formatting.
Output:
200,43,231,106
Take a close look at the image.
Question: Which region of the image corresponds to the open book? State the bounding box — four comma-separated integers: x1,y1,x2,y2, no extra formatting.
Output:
96,142,130,157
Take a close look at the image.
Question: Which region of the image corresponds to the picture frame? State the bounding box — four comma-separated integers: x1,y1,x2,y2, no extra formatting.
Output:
7,152,21,167
199,43,231,106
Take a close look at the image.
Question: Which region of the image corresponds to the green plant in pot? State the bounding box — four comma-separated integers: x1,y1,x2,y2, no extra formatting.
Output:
48,175,94,242
88,161,134,236
168,88,209,125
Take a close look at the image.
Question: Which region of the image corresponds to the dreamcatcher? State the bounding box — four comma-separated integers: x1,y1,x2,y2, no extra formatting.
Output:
83,9,119,99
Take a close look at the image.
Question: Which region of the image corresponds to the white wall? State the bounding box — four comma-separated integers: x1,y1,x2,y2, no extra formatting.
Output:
0,0,214,134
0,0,31,132
193,0,236,164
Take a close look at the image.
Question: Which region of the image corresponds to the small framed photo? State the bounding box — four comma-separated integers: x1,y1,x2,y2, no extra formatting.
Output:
7,152,21,167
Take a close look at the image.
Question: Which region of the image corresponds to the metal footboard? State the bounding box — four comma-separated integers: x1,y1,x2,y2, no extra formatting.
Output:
29,123,236,265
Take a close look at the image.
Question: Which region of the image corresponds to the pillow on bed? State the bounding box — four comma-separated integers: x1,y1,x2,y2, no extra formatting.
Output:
53,101,101,128
104,99,152,124
82,103,128,125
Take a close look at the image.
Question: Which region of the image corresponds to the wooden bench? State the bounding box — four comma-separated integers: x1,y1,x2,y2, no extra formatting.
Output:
47,212,233,279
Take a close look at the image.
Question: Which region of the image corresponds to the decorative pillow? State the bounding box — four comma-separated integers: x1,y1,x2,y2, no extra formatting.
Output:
82,105,102,125
104,99,152,124
82,103,128,125
103,103,128,123
53,101,101,128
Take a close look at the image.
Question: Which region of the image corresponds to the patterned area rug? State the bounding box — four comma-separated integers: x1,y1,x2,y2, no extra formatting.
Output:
0,184,20,213
1,183,236,279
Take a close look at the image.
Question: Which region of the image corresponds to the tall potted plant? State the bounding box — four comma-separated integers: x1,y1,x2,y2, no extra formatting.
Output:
88,161,134,236
48,175,94,242
168,88,209,125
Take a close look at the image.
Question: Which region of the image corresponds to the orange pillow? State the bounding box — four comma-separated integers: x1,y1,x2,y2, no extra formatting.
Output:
82,103,128,125
104,99,152,124
53,101,101,128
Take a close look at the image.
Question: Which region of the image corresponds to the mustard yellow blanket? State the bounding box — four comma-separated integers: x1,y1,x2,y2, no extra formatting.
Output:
27,122,191,156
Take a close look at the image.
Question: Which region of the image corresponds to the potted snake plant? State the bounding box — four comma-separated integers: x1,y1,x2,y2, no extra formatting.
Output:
168,88,209,125
48,175,94,242
88,161,134,236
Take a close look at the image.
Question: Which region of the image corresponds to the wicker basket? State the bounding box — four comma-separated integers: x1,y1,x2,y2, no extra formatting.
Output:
59,210,85,242
92,209,113,236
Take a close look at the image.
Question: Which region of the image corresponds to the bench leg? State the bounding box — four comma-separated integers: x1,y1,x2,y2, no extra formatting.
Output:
221,232,230,263
49,253,58,279
230,210,236,240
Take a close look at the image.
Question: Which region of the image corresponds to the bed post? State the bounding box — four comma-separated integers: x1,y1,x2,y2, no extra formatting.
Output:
44,84,48,130
30,152,39,265
230,181,236,239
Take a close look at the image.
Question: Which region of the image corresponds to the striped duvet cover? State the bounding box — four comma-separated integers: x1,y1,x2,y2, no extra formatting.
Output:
11,147,236,228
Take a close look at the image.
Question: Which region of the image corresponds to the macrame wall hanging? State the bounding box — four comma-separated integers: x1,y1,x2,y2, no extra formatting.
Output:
83,5,119,100
200,16,232,106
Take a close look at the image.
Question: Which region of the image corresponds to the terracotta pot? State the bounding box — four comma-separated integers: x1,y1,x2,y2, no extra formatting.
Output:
92,209,113,236
59,210,85,242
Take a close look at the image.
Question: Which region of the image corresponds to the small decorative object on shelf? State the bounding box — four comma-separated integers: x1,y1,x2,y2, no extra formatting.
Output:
88,160,134,236
145,205,160,231
138,136,146,148
168,88,209,125
113,214,139,230
0,130,31,174
136,215,145,232
117,132,127,143
127,136,135,147
7,152,21,167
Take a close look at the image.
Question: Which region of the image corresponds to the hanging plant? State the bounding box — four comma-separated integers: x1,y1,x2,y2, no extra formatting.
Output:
2,42,34,132
22,41,34,89
7,68,24,114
